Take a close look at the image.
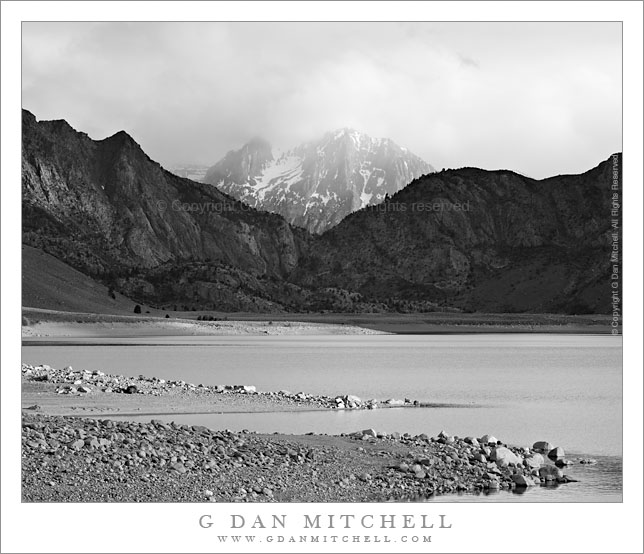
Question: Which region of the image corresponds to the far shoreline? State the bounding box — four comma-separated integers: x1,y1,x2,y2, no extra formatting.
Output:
22,307,616,337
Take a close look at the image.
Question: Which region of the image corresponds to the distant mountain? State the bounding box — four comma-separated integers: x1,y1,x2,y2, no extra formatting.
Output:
168,164,209,182
203,129,434,233
22,109,619,315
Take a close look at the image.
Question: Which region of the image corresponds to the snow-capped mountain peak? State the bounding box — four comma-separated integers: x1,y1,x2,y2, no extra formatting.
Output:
203,129,434,233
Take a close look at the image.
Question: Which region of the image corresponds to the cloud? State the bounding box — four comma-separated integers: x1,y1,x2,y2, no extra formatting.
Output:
458,53,480,68
22,22,621,178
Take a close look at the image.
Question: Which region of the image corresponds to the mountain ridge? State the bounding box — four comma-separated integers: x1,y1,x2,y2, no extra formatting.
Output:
22,109,619,314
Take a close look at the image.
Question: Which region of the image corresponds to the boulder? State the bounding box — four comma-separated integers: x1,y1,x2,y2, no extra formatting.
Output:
69,439,85,451
386,399,405,406
490,446,521,466
532,441,553,453
361,428,377,438
547,447,565,460
242,385,257,394
464,436,480,446
523,453,544,469
511,474,535,487
346,395,361,404
84,437,99,448
170,462,188,474
480,434,498,445
538,465,564,481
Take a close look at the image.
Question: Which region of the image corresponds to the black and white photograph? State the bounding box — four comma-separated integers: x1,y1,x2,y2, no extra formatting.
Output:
2,2,643,553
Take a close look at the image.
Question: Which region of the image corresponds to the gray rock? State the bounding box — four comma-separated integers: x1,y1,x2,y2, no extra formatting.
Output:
532,441,553,453
69,439,85,451
490,446,521,466
523,453,544,469
548,446,565,460
511,474,535,487
538,465,564,480
170,462,187,474
361,428,377,438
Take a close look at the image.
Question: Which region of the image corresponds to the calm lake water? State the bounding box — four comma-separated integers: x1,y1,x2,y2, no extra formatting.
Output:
22,334,622,502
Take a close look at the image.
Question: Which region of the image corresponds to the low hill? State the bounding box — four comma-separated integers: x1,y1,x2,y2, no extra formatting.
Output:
22,245,142,315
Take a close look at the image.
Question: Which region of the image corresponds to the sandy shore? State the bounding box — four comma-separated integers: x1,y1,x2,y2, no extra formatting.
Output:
21,317,387,339
22,306,615,335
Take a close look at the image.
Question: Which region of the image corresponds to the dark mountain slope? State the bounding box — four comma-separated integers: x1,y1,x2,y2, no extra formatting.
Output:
22,110,304,281
294,158,618,313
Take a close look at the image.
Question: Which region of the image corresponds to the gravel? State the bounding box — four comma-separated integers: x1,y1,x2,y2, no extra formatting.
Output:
22,413,576,503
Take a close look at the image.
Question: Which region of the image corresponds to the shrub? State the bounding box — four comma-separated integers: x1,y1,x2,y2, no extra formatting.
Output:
133,305,142,314
165,314,170,318
22,316,30,326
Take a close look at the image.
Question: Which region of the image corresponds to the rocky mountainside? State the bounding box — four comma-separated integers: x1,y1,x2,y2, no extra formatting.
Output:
22,110,618,314
22,109,312,311
203,129,434,233
296,158,619,314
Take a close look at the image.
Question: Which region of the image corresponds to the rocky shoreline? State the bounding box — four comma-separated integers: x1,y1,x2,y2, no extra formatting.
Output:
22,411,578,503
21,362,581,502
22,363,422,411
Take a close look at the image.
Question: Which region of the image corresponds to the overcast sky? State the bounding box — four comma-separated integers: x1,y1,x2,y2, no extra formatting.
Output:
22,22,621,178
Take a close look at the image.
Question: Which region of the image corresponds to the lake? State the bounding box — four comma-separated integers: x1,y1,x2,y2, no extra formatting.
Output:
22,333,622,502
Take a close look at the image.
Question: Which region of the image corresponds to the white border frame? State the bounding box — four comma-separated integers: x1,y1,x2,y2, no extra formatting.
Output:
2,3,642,553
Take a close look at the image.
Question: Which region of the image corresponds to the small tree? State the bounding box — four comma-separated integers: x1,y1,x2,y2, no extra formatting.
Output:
133,304,142,314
